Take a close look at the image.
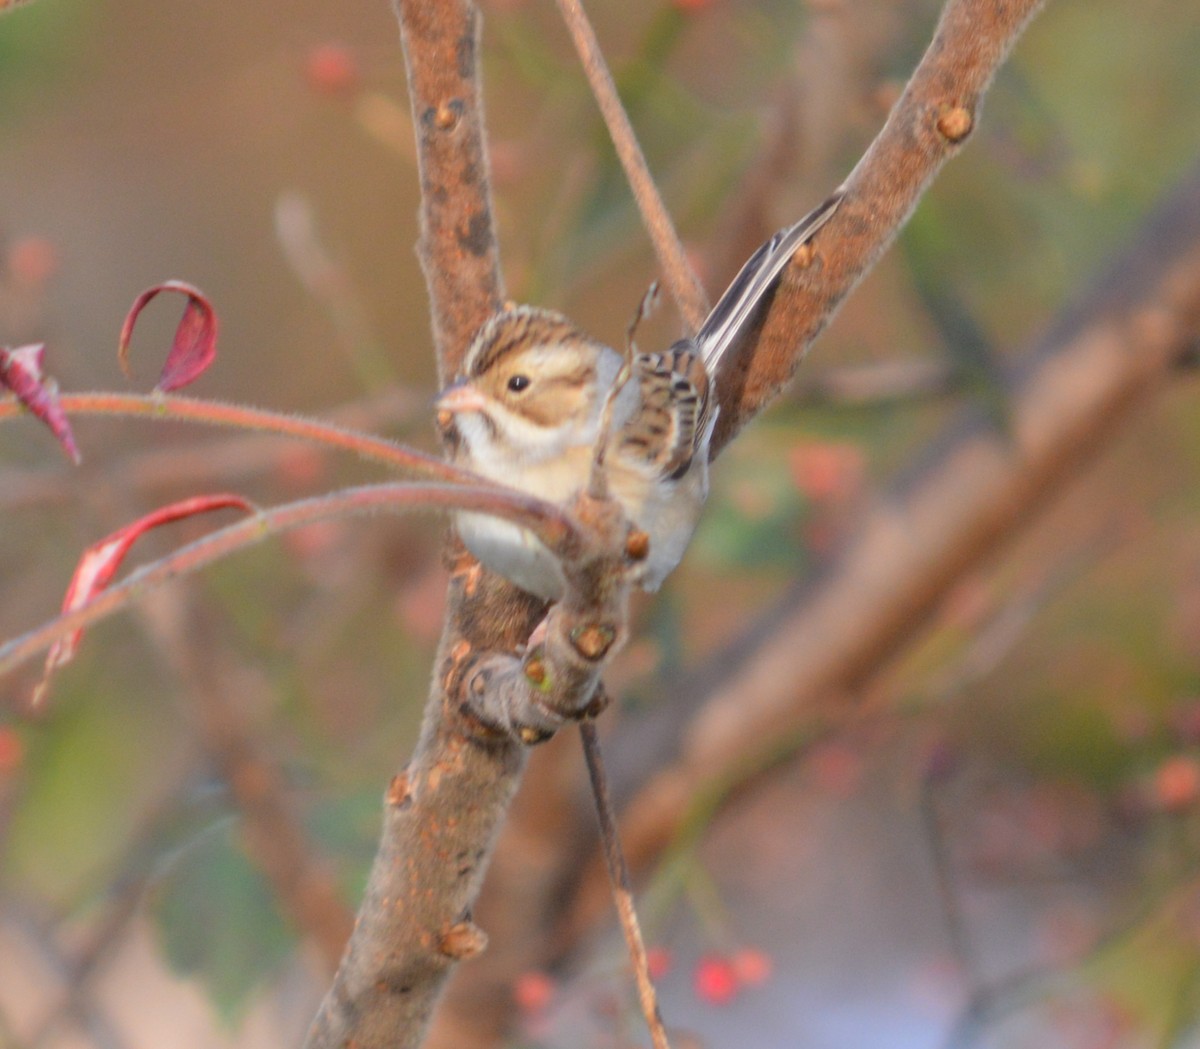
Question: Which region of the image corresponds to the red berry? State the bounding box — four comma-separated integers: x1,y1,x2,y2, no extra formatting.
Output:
694,955,738,1005
788,441,865,502
7,235,58,288
305,43,360,97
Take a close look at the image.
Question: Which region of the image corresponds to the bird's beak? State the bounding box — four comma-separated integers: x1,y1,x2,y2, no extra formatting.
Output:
435,379,489,416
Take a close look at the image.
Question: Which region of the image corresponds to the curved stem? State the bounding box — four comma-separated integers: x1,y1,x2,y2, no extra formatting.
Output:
0,480,582,690
0,390,473,484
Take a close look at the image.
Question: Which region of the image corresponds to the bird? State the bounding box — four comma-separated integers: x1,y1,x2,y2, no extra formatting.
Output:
436,192,842,601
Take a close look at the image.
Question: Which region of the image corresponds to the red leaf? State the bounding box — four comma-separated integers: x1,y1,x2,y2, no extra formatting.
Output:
0,342,81,463
34,493,254,705
118,281,219,392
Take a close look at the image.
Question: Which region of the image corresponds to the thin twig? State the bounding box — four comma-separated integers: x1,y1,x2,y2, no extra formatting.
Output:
580,719,670,1049
274,192,398,389
0,386,425,513
941,864,1200,1049
791,356,958,407
553,0,709,332
10,806,181,1049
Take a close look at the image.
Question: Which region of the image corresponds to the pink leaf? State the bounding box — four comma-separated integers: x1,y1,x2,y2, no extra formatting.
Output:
34,493,254,705
0,342,81,464
118,281,219,392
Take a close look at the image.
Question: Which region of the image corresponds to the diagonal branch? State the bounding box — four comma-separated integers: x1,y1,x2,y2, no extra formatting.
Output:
709,0,1048,454
135,590,354,970
595,155,1200,911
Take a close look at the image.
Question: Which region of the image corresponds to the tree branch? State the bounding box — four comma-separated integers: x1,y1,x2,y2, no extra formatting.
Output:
304,0,1051,1046
136,590,354,970
304,3,550,1047
396,0,505,382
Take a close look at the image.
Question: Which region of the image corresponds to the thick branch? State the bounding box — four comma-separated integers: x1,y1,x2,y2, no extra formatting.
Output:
397,0,505,381
387,0,1051,1045
305,4,548,1048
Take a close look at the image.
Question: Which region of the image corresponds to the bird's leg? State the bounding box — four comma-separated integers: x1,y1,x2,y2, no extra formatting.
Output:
455,488,632,744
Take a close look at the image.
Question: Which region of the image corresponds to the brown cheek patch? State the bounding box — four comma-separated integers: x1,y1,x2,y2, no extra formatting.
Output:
533,362,600,423
519,383,578,427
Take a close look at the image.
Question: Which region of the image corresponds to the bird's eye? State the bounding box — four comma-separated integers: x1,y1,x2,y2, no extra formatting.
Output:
506,374,531,393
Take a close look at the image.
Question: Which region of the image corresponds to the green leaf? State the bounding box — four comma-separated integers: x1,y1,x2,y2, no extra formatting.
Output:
4,654,181,906
151,822,295,1026
693,467,806,570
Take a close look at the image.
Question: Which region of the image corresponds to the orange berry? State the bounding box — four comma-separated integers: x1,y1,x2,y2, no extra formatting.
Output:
8,235,58,287
730,946,773,986
513,970,556,1015
0,728,23,772
1154,755,1200,812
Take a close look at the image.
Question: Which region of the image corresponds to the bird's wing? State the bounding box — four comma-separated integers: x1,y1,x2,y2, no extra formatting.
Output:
618,347,711,480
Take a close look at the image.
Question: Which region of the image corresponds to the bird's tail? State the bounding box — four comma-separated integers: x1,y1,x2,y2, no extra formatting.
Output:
696,190,843,370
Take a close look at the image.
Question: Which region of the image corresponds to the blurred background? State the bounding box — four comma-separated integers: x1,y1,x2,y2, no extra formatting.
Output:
3,0,1200,1046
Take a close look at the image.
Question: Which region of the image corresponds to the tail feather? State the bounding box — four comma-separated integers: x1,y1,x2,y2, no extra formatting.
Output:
696,191,843,370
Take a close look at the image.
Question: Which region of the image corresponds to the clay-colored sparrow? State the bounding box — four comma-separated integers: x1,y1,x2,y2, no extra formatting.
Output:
437,193,842,600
